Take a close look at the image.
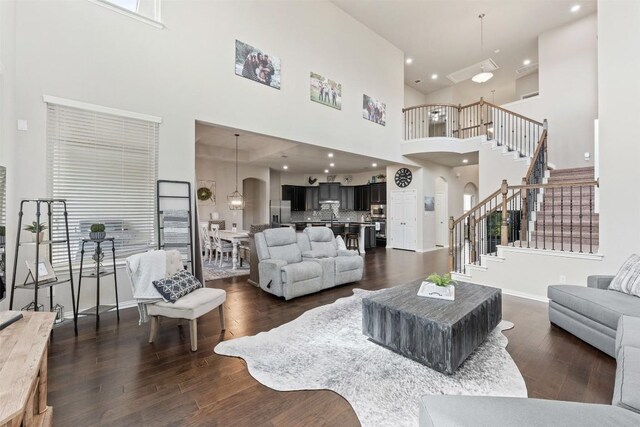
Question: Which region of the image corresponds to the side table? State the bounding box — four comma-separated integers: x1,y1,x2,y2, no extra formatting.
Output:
76,238,120,329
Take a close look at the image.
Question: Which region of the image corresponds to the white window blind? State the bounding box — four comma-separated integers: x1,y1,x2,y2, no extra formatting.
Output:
47,102,159,267
0,166,6,228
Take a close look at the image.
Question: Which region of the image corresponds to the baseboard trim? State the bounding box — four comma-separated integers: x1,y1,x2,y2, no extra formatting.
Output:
65,299,137,319
501,288,549,303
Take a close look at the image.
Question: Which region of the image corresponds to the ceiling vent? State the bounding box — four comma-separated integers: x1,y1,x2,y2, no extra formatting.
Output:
516,62,539,75
446,59,499,84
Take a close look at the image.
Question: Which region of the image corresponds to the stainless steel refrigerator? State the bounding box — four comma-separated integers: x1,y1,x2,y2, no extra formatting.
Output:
269,200,291,228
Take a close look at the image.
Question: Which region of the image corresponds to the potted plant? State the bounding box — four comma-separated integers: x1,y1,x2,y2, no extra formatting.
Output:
417,273,457,300
89,223,106,240
24,221,47,242
0,226,5,245
376,174,386,182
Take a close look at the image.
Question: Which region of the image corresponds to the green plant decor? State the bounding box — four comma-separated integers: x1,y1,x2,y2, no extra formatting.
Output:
426,273,457,287
90,223,106,233
24,221,47,233
0,226,5,237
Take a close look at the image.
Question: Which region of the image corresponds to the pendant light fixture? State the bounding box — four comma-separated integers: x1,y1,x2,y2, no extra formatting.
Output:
471,13,493,84
227,133,245,210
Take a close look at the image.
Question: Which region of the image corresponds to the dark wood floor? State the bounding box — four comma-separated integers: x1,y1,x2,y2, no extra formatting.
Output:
48,247,616,426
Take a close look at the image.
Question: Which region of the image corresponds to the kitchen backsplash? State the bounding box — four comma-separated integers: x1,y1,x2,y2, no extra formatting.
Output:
291,203,371,222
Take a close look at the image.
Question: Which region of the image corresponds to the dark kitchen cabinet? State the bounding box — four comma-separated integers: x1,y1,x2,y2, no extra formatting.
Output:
370,182,387,204
305,186,320,211
282,185,306,211
339,186,355,211
354,185,370,211
319,183,340,202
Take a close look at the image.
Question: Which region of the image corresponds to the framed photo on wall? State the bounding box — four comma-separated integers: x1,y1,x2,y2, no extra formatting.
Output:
363,94,386,126
310,72,342,110
235,40,281,89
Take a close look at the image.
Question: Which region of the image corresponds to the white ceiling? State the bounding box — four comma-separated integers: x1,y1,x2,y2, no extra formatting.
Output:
195,121,393,174
331,0,597,95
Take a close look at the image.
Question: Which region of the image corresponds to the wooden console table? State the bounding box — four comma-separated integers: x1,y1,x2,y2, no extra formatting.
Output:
0,311,56,427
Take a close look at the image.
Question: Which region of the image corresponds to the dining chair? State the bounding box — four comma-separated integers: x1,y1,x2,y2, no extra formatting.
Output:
200,222,214,261
211,225,233,267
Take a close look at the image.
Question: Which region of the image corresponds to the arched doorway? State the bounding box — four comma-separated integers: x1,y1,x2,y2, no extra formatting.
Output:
435,176,448,246
463,182,478,213
242,177,267,229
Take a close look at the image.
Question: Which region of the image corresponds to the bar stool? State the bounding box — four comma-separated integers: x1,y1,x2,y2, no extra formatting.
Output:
345,224,360,254
330,224,345,240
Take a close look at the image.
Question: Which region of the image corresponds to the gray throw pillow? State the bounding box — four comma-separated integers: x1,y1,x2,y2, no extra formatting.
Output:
609,254,640,296
153,270,203,303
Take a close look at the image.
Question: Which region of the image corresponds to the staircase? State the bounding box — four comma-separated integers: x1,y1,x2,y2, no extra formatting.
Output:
529,167,599,252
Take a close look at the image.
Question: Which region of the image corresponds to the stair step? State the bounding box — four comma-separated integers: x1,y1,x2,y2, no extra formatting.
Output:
549,167,595,176
533,222,599,233
512,240,599,253
537,213,599,223
537,204,596,215
530,233,599,246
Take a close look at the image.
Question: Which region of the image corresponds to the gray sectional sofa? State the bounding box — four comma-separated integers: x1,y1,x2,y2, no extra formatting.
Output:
254,227,363,300
419,314,640,426
548,275,640,357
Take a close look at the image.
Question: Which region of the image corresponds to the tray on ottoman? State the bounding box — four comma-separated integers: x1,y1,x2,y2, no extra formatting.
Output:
362,280,502,374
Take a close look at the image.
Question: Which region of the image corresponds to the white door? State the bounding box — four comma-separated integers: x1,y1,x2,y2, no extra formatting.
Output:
403,190,417,250
389,191,404,248
435,192,447,246
390,189,417,250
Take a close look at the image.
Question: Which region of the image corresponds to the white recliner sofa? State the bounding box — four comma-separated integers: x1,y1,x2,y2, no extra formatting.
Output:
254,227,364,300
302,227,364,288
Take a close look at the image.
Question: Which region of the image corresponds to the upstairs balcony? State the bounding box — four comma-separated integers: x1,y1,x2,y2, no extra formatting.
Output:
401,99,544,165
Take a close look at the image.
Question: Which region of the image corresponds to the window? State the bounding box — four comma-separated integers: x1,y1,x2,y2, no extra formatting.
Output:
89,0,163,28
46,99,159,267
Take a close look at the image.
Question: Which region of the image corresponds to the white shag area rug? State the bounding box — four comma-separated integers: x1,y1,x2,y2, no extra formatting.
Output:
214,289,527,426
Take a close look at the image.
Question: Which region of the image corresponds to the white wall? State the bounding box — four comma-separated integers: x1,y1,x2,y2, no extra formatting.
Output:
478,142,530,199
424,80,516,106
195,158,270,231
1,0,406,311
515,72,539,99
404,84,426,108
505,14,598,169
597,0,640,271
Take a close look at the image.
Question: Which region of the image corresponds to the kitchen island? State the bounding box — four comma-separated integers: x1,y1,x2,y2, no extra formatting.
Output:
280,221,377,253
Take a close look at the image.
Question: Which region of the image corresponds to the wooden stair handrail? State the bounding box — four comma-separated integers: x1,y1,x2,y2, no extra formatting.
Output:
510,179,599,191
481,100,544,127
451,188,501,227
524,129,548,181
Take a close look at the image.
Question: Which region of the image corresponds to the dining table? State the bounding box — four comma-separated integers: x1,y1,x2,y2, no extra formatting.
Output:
218,229,250,270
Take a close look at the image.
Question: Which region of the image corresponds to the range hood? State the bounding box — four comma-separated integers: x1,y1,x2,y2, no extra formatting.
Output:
318,182,340,204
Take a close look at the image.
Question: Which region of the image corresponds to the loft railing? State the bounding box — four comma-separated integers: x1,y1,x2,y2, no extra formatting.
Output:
448,177,599,274
402,98,544,160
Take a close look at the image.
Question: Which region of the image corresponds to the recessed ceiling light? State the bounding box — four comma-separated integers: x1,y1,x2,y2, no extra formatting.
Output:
372,163,377,167
329,163,335,167
324,169,329,173
431,74,438,80
406,58,413,64
328,153,334,158
494,48,501,54
523,59,531,66
283,165,288,170
462,159,469,164
571,4,581,12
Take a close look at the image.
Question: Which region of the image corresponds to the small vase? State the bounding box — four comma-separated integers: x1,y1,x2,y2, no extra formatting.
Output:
32,231,45,242
89,231,106,240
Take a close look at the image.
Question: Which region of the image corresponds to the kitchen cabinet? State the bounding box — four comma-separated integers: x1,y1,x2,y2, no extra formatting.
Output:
319,183,340,203
282,185,306,211
354,185,370,211
305,186,320,211
370,182,387,204
339,186,355,211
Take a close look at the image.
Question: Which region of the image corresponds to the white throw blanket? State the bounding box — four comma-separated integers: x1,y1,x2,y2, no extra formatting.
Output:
126,250,166,324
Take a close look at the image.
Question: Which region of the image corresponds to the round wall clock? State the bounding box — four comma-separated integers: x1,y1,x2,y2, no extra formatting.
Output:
395,168,412,188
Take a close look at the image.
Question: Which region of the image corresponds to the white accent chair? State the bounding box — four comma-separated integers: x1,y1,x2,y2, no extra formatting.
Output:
211,224,233,267
127,250,226,351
